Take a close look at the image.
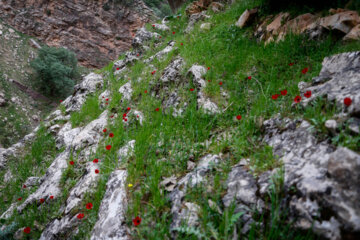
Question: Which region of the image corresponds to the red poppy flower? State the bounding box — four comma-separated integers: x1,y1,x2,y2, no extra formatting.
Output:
105,102,109,105
281,90,287,96
116,67,120,70
23,185,27,189
344,97,352,106
159,36,162,39
208,80,211,82
236,115,242,120
137,115,139,118
69,161,74,165
77,213,84,219
190,88,194,91
18,197,22,201
103,128,107,133
207,67,210,70
127,107,131,111
102,96,104,98
248,76,252,80
294,95,302,103
144,90,148,93
272,94,279,100
181,43,183,46
106,98,109,101
93,158,99,163
95,169,99,174
50,195,54,199
152,24,155,27
60,100,63,103
133,216,142,226
109,133,114,138
301,67,308,74
86,203,93,210
289,62,294,66
40,198,45,204
110,115,114,118
106,145,112,150
177,16,180,18
219,82,223,86
23,227,31,234
155,108,160,112
172,31,175,34
304,90,312,98
137,53,140,56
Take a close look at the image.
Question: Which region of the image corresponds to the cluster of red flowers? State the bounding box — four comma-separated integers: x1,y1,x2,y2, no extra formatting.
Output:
151,70,156,75
272,89,287,100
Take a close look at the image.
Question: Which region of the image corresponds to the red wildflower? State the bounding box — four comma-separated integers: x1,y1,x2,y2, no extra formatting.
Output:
69,161,74,165
281,90,288,96
219,82,223,86
95,169,99,174
236,115,242,120
93,158,99,163
106,145,112,150
181,43,183,46
77,213,84,219
207,67,210,70
23,185,27,189
155,108,160,112
102,96,104,98
248,76,252,80
304,90,312,98
109,133,114,138
103,128,107,133
50,196,54,199
294,95,302,103
152,24,155,27
159,36,162,39
40,198,45,204
177,16,180,18
137,115,139,118
301,67,308,74
289,62,294,66
116,67,120,71
110,115,114,118
190,88,194,92
344,97,352,106
105,102,109,105
144,90,148,93
127,107,131,111
208,80,211,82
137,53,140,56
18,197,22,201
23,227,31,234
272,94,279,100
133,216,142,226
86,203,93,210
60,100,63,103
172,31,175,34
106,98,109,101
124,118,128,122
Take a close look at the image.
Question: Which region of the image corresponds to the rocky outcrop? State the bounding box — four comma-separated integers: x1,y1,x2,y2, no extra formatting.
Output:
0,0,155,68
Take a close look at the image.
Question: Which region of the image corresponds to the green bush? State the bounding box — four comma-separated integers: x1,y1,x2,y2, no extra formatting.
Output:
31,46,79,98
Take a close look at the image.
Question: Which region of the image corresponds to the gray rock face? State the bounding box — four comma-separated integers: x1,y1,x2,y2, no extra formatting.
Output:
113,51,140,73
39,214,82,240
90,170,129,240
301,52,360,116
160,57,185,84
119,82,133,101
63,73,103,113
169,154,220,231
263,117,360,239
132,27,160,49
145,41,176,63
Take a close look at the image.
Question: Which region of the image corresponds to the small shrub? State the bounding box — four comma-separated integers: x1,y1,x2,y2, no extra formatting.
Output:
31,46,79,98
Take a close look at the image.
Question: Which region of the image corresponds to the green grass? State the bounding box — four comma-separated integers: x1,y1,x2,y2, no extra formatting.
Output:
70,94,103,128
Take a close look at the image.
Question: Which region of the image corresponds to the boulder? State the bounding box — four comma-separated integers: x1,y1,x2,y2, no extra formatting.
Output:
320,11,360,34
236,8,258,28
343,24,360,41
118,82,133,101
266,12,290,35
132,27,160,49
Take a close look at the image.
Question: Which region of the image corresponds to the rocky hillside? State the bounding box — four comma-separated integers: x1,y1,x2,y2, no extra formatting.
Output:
0,0,155,68
0,0,359,239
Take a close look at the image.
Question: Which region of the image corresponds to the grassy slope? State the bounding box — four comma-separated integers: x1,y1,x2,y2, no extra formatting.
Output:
1,0,359,239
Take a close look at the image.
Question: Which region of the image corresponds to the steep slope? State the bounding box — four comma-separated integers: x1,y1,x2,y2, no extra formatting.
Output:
0,1,360,240
0,0,156,68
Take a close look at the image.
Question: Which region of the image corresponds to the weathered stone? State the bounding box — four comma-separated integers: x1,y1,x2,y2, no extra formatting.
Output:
301,52,360,117
266,12,290,35
236,8,258,28
132,27,160,49
152,22,170,31
187,65,207,88
160,57,185,84
118,82,133,101
343,24,360,41
185,0,213,16
0,0,155,68
90,170,129,240
209,2,224,13
23,176,40,188
145,41,176,63
63,73,103,113
348,118,360,134
185,11,211,33
320,11,360,34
